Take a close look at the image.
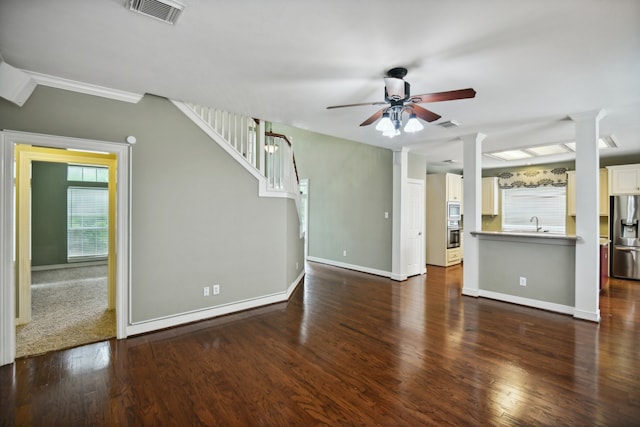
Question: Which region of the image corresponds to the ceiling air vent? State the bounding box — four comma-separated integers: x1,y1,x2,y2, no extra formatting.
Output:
125,0,184,25
438,120,461,129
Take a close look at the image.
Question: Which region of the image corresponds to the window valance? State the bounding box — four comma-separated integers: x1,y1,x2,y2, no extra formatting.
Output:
497,168,568,189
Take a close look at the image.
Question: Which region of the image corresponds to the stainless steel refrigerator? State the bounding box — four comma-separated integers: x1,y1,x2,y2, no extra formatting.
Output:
611,195,640,280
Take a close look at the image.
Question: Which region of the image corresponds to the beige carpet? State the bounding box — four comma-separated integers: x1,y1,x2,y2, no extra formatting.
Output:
16,277,115,358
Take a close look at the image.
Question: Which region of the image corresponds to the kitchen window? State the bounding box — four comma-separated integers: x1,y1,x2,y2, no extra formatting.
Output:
502,186,566,234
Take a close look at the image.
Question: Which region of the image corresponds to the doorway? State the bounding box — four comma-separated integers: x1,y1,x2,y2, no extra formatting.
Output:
15,156,115,357
0,131,131,366
15,145,117,325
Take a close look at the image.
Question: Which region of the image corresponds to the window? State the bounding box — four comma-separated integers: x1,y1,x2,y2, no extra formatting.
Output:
502,186,566,234
67,166,108,260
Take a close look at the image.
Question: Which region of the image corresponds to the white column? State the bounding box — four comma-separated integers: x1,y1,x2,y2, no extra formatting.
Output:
392,147,409,281
461,133,486,297
571,110,605,322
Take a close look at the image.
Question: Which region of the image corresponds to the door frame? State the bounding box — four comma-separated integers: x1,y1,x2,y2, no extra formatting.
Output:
1,130,131,366
15,145,117,324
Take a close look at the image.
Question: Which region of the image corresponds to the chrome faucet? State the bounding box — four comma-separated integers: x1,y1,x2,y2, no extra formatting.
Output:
530,216,542,232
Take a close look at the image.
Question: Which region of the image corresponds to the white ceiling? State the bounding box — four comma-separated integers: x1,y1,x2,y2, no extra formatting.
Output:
1,0,639,170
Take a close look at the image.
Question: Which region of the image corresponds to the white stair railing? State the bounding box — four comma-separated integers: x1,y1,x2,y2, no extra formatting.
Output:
265,131,299,194
186,103,259,171
171,101,301,210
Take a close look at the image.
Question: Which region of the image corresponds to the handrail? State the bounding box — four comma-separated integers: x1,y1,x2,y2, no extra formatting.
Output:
265,131,299,184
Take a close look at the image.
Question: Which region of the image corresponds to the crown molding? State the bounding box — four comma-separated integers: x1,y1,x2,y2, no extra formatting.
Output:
25,71,143,104
0,61,37,106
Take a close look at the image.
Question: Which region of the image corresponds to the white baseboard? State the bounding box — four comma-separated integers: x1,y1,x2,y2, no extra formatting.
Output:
479,290,575,316
573,308,601,322
461,287,480,297
287,270,305,298
126,271,306,337
307,256,392,278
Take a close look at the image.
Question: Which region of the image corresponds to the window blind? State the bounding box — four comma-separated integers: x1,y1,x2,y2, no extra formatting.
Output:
502,186,566,233
67,187,108,259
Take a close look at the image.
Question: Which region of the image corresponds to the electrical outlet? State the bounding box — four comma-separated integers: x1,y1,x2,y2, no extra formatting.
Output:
343,250,347,257
296,262,299,270
384,212,389,219
203,286,210,296
213,284,220,295
519,277,527,286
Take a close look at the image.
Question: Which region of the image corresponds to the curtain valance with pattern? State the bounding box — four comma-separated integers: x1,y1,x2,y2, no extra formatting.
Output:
497,168,568,189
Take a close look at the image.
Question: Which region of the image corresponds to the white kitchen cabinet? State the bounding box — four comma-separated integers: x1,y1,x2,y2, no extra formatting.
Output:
446,173,463,203
482,177,499,216
426,173,462,267
567,169,609,216
608,164,640,195
446,247,462,265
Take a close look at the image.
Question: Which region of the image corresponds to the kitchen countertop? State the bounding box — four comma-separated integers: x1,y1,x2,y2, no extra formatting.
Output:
470,230,580,245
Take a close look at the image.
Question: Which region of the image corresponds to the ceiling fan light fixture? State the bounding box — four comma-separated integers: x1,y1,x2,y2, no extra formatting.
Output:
383,128,401,138
404,114,424,133
264,144,279,154
375,113,394,132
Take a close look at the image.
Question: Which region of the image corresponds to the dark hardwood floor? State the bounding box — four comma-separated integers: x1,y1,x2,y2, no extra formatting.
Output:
1,262,639,426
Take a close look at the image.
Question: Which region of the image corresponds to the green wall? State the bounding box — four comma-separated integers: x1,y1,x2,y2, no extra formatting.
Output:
31,162,68,266
273,124,393,272
479,238,575,306
30,162,109,266
1,86,304,323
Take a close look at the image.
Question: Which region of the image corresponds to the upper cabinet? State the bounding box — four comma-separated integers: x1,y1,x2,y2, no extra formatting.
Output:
567,169,609,216
608,164,640,195
446,173,463,203
482,177,499,216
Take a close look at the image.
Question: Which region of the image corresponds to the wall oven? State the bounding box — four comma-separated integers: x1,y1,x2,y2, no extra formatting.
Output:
447,225,461,249
447,201,461,221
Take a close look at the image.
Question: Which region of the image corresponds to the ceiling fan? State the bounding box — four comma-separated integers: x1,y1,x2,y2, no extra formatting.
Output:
326,67,476,137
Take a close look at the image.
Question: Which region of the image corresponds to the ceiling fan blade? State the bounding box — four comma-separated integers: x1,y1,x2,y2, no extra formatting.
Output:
326,101,388,109
408,88,476,104
359,108,385,126
410,104,441,122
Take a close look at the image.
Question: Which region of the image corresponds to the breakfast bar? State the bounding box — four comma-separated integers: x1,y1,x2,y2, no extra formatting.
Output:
470,231,580,314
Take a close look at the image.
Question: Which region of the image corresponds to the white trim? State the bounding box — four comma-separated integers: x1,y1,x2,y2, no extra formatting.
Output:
461,288,480,297
287,270,306,298
573,308,601,322
478,289,575,316
0,130,131,366
307,256,392,278
25,71,143,104
390,273,408,282
171,100,263,181
0,61,37,106
0,134,16,366
171,100,299,202
127,271,306,336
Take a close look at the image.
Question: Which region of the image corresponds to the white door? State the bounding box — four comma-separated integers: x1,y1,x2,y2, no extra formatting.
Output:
406,179,425,276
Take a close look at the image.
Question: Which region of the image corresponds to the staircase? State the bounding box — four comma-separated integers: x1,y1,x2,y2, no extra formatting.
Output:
171,101,301,210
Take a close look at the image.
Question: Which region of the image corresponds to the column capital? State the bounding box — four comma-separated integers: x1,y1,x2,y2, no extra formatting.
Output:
460,133,487,144
392,146,410,154
570,109,607,123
